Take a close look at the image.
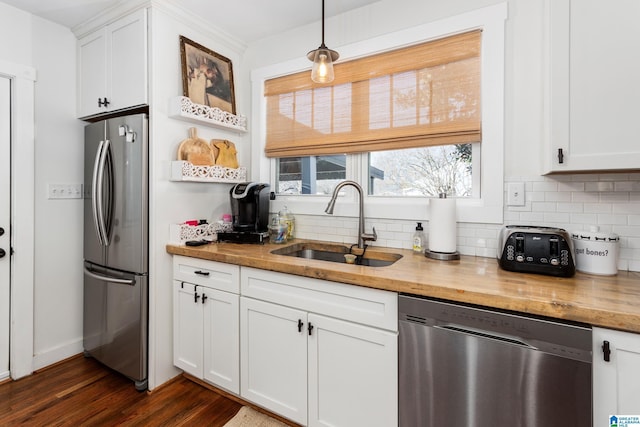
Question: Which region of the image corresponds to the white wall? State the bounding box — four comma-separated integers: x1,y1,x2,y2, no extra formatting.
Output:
31,17,85,368
0,3,32,65
0,2,84,370
147,5,249,389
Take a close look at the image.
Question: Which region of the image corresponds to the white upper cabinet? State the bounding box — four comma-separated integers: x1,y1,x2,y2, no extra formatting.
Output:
544,0,640,173
77,9,148,118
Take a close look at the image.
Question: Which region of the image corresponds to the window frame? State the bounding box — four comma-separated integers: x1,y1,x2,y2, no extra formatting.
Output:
251,3,507,224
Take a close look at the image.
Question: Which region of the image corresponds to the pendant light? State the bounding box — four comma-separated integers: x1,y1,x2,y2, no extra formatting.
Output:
307,0,339,83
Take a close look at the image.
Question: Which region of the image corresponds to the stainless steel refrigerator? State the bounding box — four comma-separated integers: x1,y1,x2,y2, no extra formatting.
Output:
83,113,148,391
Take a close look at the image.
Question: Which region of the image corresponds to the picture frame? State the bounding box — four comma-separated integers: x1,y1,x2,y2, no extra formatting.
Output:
180,35,236,115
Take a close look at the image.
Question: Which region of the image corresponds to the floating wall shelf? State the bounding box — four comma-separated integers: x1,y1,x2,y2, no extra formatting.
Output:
168,96,248,132
170,160,247,183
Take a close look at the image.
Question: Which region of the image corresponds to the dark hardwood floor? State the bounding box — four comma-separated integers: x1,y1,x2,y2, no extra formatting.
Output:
0,355,244,426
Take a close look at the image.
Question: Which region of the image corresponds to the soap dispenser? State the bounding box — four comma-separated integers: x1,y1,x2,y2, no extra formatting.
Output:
413,222,425,253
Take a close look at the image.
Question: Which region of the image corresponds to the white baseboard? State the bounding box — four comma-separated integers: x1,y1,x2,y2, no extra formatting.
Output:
32,338,83,371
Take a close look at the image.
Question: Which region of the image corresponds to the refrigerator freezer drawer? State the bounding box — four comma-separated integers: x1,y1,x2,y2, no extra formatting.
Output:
83,262,148,390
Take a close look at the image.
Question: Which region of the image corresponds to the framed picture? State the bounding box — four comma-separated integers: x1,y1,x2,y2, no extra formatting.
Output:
180,35,236,114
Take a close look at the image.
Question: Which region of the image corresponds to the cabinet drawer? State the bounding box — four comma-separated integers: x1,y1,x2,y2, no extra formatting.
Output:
173,255,239,293
241,267,397,332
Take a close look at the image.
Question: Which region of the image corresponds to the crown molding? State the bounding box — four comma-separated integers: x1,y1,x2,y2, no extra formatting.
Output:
149,0,247,53
71,0,246,54
72,0,150,38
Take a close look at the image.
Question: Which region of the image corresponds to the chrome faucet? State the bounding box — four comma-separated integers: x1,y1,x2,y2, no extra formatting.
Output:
325,180,377,250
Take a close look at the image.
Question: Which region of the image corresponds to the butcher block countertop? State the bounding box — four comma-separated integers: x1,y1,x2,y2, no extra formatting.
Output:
166,239,640,334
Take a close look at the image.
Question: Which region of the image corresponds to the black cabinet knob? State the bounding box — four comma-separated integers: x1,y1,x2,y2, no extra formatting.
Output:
0,227,4,236
0,248,5,258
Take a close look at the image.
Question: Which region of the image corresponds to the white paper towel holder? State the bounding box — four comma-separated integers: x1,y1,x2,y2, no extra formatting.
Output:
425,193,460,261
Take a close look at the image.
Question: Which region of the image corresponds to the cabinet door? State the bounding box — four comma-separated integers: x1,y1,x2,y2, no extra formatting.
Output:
593,327,640,425
77,28,107,118
173,281,203,377
546,0,640,173
108,9,147,112
308,314,398,427
240,297,307,425
203,287,239,394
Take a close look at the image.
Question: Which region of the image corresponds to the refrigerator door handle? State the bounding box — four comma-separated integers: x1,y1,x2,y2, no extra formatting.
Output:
95,139,111,246
91,140,105,246
83,267,136,286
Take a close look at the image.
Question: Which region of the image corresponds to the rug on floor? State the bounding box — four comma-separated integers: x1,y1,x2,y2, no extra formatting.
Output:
223,406,290,427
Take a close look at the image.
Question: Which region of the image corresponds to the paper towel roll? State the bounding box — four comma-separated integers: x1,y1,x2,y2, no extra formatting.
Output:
428,196,457,253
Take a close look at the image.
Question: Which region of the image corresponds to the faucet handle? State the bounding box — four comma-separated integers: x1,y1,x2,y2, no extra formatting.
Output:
362,227,377,243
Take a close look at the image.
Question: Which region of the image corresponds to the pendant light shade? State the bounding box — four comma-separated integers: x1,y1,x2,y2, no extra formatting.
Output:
307,0,339,83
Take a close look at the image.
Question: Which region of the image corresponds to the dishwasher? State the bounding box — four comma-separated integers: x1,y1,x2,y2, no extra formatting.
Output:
399,294,592,427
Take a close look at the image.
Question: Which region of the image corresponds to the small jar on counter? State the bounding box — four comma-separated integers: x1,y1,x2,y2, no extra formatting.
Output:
279,205,295,240
269,214,288,244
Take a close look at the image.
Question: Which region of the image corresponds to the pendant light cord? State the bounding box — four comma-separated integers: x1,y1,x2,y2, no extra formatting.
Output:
321,0,326,48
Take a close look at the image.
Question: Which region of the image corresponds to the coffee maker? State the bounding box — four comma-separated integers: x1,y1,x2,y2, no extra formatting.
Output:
218,182,270,243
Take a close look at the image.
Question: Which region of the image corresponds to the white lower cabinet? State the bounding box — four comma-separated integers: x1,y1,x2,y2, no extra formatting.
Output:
240,297,307,424
240,267,398,427
307,313,397,427
172,256,240,394
593,327,640,426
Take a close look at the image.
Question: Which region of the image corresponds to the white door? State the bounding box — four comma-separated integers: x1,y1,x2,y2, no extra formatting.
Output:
593,327,640,426
203,287,239,394
0,75,10,379
240,297,307,425
77,28,107,118
172,280,203,377
108,9,147,112
308,314,398,427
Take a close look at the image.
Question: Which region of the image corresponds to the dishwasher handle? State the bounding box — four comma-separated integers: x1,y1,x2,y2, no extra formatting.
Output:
435,324,537,350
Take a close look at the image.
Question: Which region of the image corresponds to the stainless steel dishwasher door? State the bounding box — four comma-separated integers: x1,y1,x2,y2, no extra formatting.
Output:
399,295,592,427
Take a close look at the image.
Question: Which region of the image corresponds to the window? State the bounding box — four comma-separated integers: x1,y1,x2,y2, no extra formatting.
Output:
368,144,477,198
253,4,507,224
276,155,346,195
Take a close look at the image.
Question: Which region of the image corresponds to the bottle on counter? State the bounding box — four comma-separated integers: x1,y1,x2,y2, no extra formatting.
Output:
413,222,425,253
279,205,295,240
269,214,288,244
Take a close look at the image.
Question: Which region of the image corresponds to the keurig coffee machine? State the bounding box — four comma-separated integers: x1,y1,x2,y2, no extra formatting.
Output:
218,182,270,243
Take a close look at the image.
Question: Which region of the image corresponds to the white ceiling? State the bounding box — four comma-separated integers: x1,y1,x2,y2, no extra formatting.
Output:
1,0,381,43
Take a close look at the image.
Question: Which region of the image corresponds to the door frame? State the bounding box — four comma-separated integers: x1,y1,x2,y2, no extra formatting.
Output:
0,59,36,380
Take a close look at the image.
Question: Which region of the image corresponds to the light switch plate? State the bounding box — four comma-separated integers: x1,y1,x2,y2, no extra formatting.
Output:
48,183,83,199
507,182,525,206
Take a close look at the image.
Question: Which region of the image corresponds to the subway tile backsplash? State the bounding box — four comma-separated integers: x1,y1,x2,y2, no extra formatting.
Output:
290,174,640,272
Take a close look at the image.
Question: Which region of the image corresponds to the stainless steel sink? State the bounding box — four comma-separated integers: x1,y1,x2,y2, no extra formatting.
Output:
271,242,402,267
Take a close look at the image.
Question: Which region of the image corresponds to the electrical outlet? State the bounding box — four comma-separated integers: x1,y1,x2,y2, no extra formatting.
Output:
507,182,525,206
48,184,83,199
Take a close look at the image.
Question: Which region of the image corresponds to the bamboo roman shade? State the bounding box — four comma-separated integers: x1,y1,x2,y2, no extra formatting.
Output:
264,30,482,158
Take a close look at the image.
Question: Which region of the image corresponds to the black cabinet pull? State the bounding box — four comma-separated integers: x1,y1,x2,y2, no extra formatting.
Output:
557,148,564,164
0,227,4,236
308,322,314,336
194,290,200,303
194,270,210,276
202,293,208,304
98,97,110,107
297,319,303,333
602,340,611,362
